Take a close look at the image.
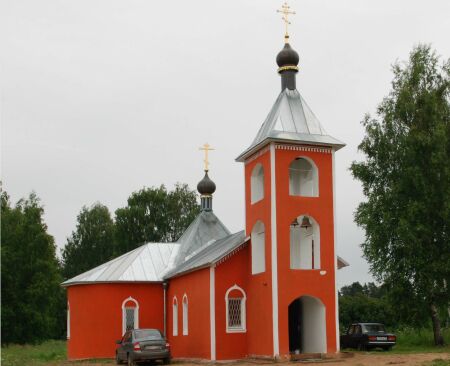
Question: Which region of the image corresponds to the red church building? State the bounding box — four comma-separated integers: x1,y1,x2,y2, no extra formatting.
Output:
62,26,348,361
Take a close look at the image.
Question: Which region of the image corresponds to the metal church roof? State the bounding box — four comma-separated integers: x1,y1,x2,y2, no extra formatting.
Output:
236,88,345,162
61,242,180,286
165,231,248,278
173,210,230,266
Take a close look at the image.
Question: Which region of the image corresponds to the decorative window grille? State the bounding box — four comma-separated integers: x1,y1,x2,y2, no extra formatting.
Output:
125,308,135,331
173,297,178,336
182,295,188,335
228,298,242,328
225,285,246,333
121,297,139,335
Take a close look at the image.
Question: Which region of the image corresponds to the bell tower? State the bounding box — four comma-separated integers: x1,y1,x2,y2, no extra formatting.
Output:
236,2,345,358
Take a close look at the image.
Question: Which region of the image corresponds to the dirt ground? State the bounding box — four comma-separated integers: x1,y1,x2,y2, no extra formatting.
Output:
51,352,450,366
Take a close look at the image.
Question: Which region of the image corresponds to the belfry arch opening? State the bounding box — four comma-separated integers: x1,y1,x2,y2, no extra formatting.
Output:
288,295,326,354
290,215,320,269
289,157,318,197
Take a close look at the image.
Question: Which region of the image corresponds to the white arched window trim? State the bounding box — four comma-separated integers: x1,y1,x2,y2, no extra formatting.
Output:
250,163,265,204
251,221,266,274
289,156,319,197
225,284,247,333
67,302,70,339
122,296,139,335
182,294,188,336
173,297,178,336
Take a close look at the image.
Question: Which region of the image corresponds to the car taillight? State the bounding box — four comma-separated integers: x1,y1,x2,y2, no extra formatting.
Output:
165,342,170,349
388,336,396,341
368,336,377,341
133,342,141,351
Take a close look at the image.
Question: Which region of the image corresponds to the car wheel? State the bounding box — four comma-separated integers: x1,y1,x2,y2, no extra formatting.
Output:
383,346,392,351
163,357,171,364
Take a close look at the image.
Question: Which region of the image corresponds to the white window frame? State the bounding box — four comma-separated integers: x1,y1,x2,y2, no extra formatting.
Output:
251,163,265,204
173,297,178,336
122,296,139,335
289,157,319,197
251,221,266,274
67,302,70,339
182,294,188,336
225,284,247,333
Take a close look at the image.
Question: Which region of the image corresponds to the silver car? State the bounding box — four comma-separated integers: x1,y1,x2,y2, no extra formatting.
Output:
116,329,171,366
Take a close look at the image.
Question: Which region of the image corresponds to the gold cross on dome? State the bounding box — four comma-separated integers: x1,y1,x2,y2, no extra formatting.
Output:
199,143,215,172
277,1,296,42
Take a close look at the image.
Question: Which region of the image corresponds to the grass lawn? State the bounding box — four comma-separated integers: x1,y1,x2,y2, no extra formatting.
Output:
391,327,450,354
1,340,67,366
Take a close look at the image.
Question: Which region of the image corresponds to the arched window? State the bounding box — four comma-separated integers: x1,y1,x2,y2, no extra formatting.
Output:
289,158,318,197
67,302,70,339
122,297,139,335
251,163,265,203
225,285,246,333
251,221,265,274
290,215,320,269
182,294,188,336
172,297,178,336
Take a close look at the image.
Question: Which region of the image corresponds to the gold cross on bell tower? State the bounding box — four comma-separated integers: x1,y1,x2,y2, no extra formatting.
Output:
277,1,296,43
199,143,215,172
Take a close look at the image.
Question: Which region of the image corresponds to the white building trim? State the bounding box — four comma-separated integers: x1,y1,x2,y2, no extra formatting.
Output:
121,296,139,335
225,284,247,333
182,294,188,336
67,302,70,339
270,143,280,357
332,149,340,351
210,266,216,360
172,296,178,336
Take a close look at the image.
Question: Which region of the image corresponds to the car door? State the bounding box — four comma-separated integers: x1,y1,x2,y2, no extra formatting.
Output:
344,325,355,348
351,325,363,349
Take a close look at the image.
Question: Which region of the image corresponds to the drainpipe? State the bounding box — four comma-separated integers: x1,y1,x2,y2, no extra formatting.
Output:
163,281,168,337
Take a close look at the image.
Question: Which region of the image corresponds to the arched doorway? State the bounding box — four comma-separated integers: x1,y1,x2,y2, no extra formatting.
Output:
288,296,326,354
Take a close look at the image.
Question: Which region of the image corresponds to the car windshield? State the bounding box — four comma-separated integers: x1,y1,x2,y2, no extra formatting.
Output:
362,324,385,333
134,329,163,341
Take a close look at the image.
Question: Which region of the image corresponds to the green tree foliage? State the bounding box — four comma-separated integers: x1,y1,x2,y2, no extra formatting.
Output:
1,191,65,344
339,282,396,331
61,203,115,280
350,45,450,345
114,183,199,255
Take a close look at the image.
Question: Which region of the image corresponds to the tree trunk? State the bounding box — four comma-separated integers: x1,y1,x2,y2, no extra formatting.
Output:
430,302,444,346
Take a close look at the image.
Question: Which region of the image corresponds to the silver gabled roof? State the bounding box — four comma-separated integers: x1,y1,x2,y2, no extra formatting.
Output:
173,210,231,266
165,231,248,278
236,88,345,162
61,242,180,286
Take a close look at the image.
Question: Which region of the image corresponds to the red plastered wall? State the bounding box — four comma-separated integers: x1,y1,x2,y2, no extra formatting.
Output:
166,268,211,359
214,246,248,360
274,147,338,356
67,283,164,360
244,149,274,357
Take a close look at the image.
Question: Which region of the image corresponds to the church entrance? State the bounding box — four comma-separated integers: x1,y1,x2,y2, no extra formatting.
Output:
288,296,327,354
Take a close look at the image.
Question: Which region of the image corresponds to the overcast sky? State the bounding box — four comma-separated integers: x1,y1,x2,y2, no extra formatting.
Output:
2,0,449,287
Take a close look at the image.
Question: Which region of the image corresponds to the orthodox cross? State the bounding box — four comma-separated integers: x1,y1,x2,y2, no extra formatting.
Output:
277,1,296,42
199,143,215,172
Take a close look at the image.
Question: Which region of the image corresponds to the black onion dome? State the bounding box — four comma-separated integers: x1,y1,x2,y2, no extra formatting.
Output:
197,172,216,195
276,43,299,69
